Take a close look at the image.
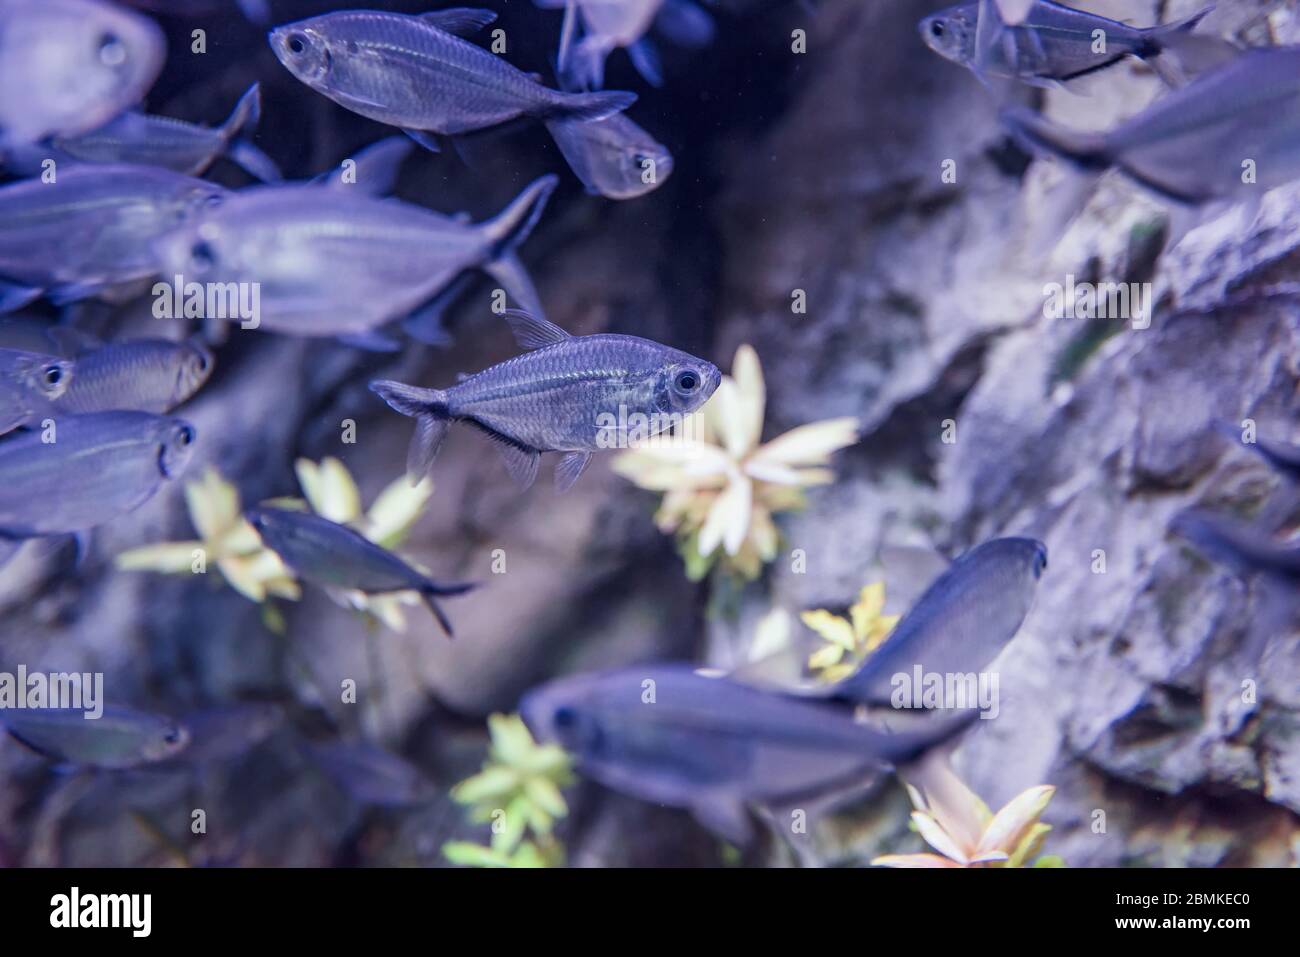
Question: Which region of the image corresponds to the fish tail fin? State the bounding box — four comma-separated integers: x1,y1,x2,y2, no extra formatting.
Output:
482,174,559,256
540,88,637,124
369,380,451,485
1146,31,1241,87
417,580,475,637
869,708,982,768
221,83,262,144
1142,4,1214,51
999,107,1110,171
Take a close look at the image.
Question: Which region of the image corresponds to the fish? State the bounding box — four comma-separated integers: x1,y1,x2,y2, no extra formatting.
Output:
0,0,166,147
0,705,190,769
300,740,435,807
370,309,722,492
268,9,638,152
545,0,714,90
51,339,213,414
153,175,558,347
0,411,196,565
521,663,979,844
122,0,271,24
0,348,75,434
245,506,476,638
4,84,282,182
920,1,1215,87
1214,421,1300,482
1171,509,1300,581
0,164,229,313
1001,46,1300,206
545,110,673,199
826,538,1046,706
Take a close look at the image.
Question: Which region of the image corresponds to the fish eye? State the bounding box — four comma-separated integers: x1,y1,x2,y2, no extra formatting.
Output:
203,192,224,209
163,726,183,745
554,706,578,730
42,364,64,386
177,425,195,446
189,240,215,272
287,32,310,55
930,20,945,38
98,32,127,67
675,370,700,393
193,352,209,372
1033,546,1048,578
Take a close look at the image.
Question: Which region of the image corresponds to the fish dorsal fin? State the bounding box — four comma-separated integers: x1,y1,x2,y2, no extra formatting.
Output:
419,8,498,37
486,432,540,489
503,308,571,350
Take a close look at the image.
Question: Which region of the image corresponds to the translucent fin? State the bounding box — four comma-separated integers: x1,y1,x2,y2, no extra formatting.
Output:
554,450,592,492
502,308,571,350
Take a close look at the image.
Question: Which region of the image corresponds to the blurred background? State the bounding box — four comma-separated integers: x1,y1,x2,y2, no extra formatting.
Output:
0,0,1297,867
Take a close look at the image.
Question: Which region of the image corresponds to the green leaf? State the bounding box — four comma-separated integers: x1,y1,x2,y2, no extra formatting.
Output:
442,842,508,868
451,766,518,804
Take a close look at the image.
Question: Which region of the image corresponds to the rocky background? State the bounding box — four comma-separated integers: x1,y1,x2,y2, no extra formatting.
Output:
0,0,1296,867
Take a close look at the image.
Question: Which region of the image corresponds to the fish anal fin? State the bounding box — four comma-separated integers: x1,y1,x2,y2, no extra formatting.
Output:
554,450,592,492
485,431,540,490
691,795,755,847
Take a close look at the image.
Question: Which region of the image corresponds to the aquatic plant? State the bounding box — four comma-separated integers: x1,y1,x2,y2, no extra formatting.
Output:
613,344,857,582
443,713,574,868
802,581,900,682
873,763,1063,868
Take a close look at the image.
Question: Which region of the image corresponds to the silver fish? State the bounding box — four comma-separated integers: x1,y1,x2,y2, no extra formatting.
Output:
0,411,196,550
269,9,637,151
1002,46,1300,205
547,0,714,89
0,0,165,146
4,83,281,182
370,309,721,492
521,664,978,845
0,164,228,313
921,1,1213,87
0,705,190,769
245,506,476,638
153,175,558,346
0,348,75,434
545,110,673,199
52,339,213,414
1172,510,1300,581
122,0,271,24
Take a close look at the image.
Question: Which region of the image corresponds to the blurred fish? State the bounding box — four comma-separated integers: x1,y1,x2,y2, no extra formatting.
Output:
154,175,558,348
0,411,196,564
0,165,228,313
1001,46,1300,206
245,506,476,638
1214,421,1300,482
546,0,715,89
1172,509,1300,581
545,110,673,199
0,0,165,147
371,309,721,492
0,348,74,434
164,702,284,765
1,705,190,769
52,339,212,414
122,0,271,24
920,1,1215,87
300,740,435,807
521,664,978,844
269,9,637,152
4,84,281,182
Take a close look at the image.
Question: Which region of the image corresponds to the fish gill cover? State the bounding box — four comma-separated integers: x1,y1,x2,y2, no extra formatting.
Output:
0,0,1294,873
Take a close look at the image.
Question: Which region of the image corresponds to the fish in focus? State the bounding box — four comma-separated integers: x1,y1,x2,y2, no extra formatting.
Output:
0,0,165,147
920,1,1215,87
51,339,213,414
245,506,476,638
154,174,558,347
521,663,978,844
545,109,673,199
269,9,638,152
0,348,75,434
1171,509,1300,581
1001,46,1300,206
370,309,721,492
0,411,196,565
0,705,190,769
0,164,229,313
787,538,1047,707
3,84,282,182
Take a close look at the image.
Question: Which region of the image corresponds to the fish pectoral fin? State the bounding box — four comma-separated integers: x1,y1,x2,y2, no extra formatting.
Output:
402,129,442,154
501,307,571,350
691,796,756,848
0,280,45,314
554,450,592,492
628,40,664,88
337,330,404,352
402,273,474,346
486,432,540,490
47,281,108,308
418,8,499,37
